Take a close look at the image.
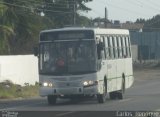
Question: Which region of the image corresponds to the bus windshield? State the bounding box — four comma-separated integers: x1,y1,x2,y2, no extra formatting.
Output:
39,40,96,75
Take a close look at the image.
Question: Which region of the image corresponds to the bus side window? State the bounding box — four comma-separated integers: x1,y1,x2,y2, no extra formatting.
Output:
125,36,129,58
127,37,131,57
127,37,132,57
105,36,110,59
112,37,116,59
109,37,113,59
112,37,115,59
102,36,107,59
121,36,126,58
118,37,122,58
116,37,120,58
114,36,118,59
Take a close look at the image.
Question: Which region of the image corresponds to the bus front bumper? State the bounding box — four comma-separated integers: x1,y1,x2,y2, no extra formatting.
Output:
39,86,98,97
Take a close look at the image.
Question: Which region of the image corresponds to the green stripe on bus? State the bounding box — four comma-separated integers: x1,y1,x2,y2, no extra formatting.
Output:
107,75,133,80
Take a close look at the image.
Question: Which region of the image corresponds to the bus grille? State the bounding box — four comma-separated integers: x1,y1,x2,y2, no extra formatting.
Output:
53,77,83,81
56,81,82,88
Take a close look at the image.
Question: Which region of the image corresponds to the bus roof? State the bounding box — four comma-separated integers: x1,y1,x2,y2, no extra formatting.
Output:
41,27,129,35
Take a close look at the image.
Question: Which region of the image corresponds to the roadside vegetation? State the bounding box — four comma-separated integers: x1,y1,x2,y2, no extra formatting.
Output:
0,0,92,55
0,80,39,99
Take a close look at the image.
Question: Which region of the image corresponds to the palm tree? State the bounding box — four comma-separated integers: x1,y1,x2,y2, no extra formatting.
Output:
0,0,44,54
0,1,14,54
0,25,14,54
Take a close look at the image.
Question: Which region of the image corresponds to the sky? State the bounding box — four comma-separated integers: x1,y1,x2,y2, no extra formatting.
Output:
82,0,160,22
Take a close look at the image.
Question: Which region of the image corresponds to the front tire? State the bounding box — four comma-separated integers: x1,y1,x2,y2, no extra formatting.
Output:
47,95,57,105
109,91,123,100
97,82,107,103
109,92,117,100
97,94,106,103
117,91,123,99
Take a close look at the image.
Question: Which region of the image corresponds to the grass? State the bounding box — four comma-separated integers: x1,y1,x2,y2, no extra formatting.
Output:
0,81,39,99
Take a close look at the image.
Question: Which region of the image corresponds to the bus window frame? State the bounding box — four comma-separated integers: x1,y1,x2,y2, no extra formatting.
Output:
113,36,118,59
118,36,123,58
104,36,110,59
109,36,114,59
128,36,132,57
116,36,120,58
121,36,127,58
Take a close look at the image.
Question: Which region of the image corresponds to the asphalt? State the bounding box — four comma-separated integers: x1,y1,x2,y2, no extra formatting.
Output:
0,68,160,117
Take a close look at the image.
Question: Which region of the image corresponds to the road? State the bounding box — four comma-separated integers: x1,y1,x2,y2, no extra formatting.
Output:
0,68,160,117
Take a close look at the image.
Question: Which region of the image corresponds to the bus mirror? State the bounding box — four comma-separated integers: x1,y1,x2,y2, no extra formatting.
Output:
97,42,104,51
33,47,39,56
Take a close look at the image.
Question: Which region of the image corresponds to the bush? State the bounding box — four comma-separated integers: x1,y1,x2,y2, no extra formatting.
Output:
0,80,39,99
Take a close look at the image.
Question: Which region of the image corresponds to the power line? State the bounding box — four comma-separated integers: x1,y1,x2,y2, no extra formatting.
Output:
18,0,91,10
108,4,150,17
146,0,160,11
18,0,77,7
133,0,160,12
126,0,142,7
94,0,150,17
126,0,159,13
8,0,74,10
0,1,79,26
1,0,89,15
0,1,72,14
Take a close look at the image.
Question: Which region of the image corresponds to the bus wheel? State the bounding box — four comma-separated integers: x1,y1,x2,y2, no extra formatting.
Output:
47,95,57,105
109,91,123,100
109,92,116,100
117,92,123,99
97,83,106,103
117,76,125,99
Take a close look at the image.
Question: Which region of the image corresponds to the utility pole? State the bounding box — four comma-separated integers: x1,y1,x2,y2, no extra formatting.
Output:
73,0,76,26
105,7,108,28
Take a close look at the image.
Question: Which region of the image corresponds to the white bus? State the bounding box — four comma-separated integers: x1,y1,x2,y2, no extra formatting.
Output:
35,27,134,104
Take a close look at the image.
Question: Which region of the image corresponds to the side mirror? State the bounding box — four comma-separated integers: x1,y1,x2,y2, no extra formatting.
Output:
98,42,104,51
33,47,39,56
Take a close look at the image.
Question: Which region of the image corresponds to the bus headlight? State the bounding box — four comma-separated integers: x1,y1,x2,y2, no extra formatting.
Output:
83,80,96,87
83,81,89,86
43,82,48,87
43,82,53,87
88,80,94,85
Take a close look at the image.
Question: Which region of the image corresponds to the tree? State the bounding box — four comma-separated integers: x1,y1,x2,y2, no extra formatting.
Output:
144,15,160,28
0,25,14,54
0,0,93,54
0,0,45,54
0,1,14,54
41,0,92,27
76,15,92,26
135,18,145,24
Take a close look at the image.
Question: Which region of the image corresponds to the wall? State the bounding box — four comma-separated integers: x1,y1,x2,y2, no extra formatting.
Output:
131,45,138,62
130,31,160,60
0,55,38,86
